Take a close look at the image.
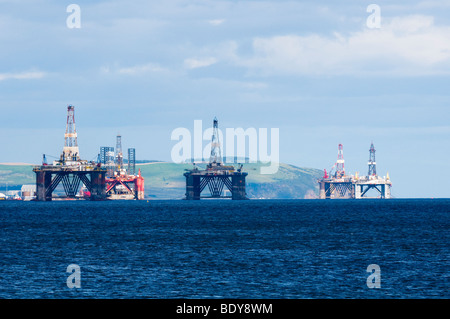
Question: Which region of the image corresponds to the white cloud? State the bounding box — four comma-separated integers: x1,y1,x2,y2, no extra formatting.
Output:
416,0,450,9
184,57,218,69
208,19,225,26
117,63,166,75
101,63,167,75
0,71,46,81
234,15,450,76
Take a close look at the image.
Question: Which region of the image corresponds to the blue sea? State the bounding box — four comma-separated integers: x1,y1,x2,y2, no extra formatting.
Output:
0,199,448,299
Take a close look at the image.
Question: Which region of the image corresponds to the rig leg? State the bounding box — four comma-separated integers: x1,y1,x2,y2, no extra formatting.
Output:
185,174,201,200
36,171,52,201
89,171,106,201
319,182,325,199
231,174,247,200
355,184,362,199
384,185,391,199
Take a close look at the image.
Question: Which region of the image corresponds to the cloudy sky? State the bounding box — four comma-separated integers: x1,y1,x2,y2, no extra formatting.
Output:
1,0,449,197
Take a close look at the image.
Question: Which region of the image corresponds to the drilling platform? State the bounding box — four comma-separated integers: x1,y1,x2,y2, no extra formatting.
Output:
33,105,107,201
318,143,392,199
184,118,248,200
100,135,145,200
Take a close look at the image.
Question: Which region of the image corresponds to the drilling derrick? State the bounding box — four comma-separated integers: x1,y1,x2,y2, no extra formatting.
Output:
184,117,248,200
61,105,80,164
115,134,123,171
128,148,136,176
368,142,376,176
100,146,115,177
335,144,345,178
209,117,222,165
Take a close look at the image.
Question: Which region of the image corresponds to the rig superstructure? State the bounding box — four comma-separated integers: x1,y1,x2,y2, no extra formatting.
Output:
33,105,107,201
184,117,248,200
318,142,392,199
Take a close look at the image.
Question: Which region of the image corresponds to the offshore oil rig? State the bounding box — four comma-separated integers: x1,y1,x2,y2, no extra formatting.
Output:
99,135,145,200
184,118,248,200
33,105,107,201
33,105,145,201
318,143,392,199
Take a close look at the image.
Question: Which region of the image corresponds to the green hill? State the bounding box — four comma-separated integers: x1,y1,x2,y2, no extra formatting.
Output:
0,164,35,188
0,162,322,199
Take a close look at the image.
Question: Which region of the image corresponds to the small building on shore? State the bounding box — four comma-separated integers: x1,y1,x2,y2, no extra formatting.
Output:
21,185,36,201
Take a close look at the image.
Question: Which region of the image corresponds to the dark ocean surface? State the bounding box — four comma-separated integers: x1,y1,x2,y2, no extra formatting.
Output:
0,199,448,299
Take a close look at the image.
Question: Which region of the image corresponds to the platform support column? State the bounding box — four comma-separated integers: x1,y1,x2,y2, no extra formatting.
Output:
36,171,52,201
231,174,247,200
319,182,326,199
185,174,200,200
90,171,106,201
384,185,391,199
354,184,362,199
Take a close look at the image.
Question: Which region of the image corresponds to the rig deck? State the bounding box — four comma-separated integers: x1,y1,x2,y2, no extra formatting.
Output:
184,163,248,200
33,164,106,201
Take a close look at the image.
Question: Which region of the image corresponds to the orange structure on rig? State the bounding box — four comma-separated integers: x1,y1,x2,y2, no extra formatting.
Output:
100,134,145,200
105,168,145,200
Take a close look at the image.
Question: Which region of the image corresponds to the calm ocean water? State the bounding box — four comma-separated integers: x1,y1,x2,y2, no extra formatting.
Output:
0,199,448,299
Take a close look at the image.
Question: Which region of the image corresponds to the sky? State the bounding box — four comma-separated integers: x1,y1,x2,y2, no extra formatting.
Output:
0,0,449,198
